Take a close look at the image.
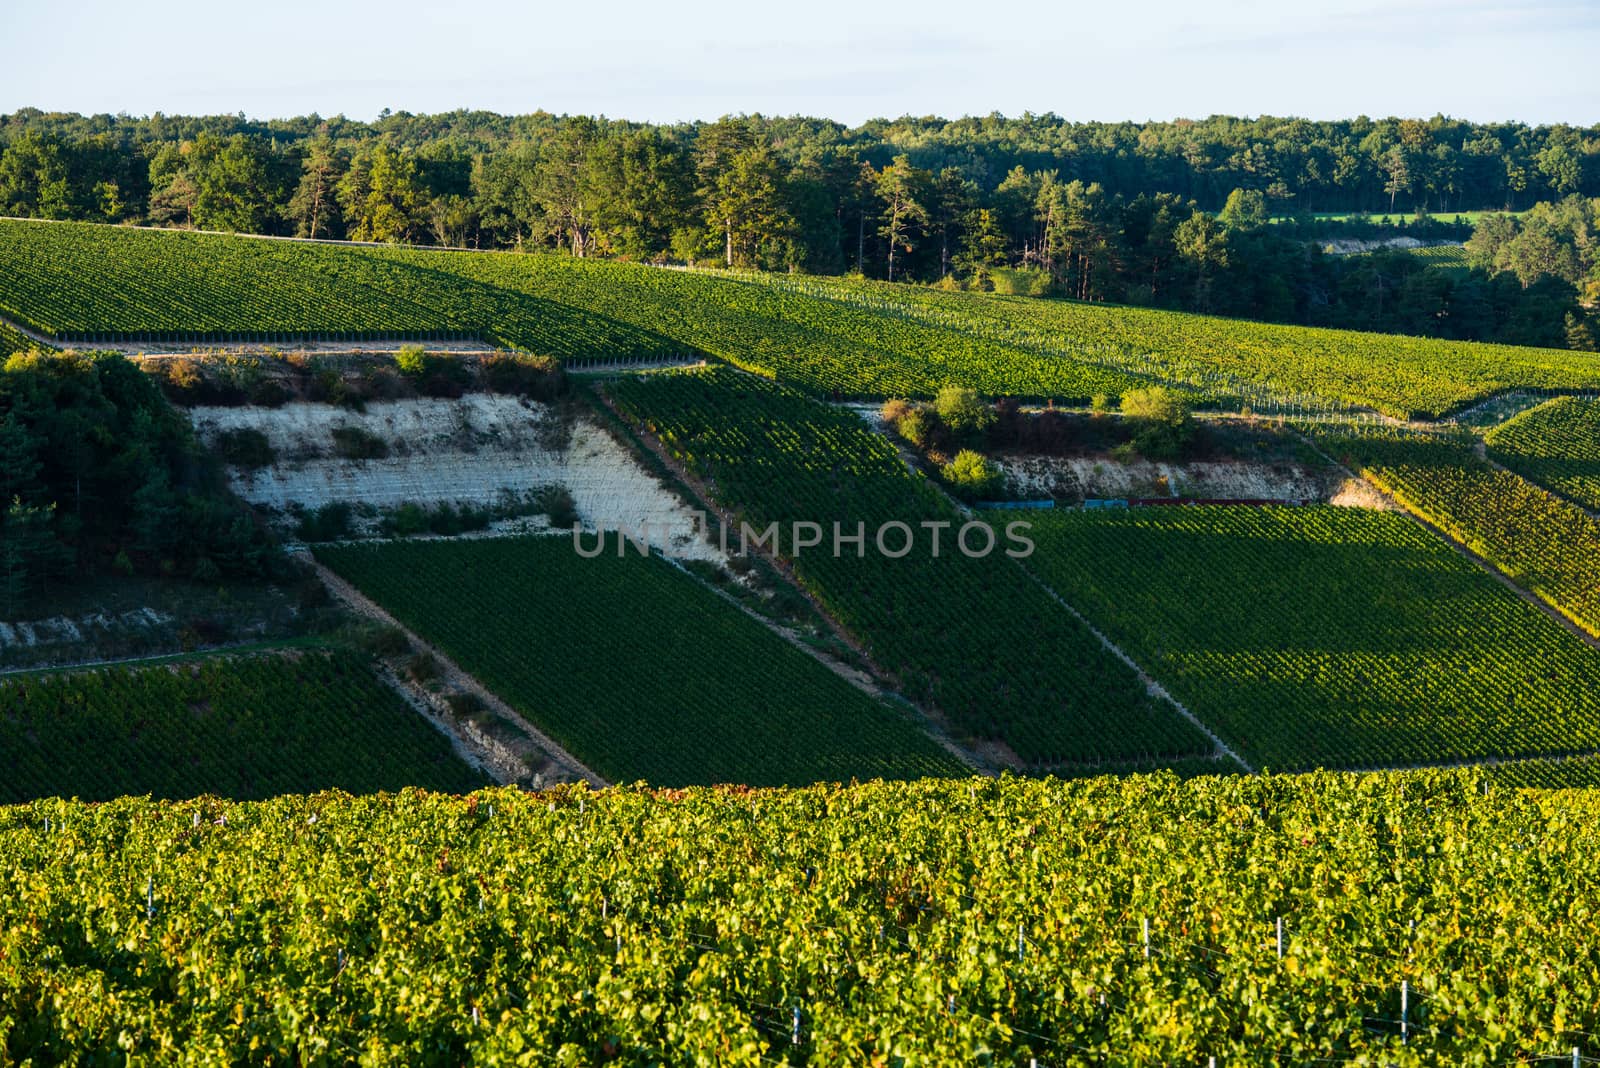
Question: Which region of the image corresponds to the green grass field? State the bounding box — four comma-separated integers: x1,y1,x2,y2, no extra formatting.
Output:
316,536,965,786
1272,210,1524,224
0,649,484,803
1012,505,1600,770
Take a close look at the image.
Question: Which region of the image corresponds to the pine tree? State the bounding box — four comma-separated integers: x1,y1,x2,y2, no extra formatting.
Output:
0,413,41,505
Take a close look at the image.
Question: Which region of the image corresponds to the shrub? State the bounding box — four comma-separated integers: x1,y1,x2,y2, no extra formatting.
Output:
395,347,471,398
1120,386,1194,461
330,426,389,460
406,651,442,685
382,502,430,537
394,345,428,377
445,691,485,718
308,368,347,406
296,502,353,542
357,624,412,659
480,352,565,400
897,409,933,447
216,428,275,469
935,384,996,436
541,486,579,530
941,449,1003,499
879,398,914,428
162,358,203,394
248,378,290,407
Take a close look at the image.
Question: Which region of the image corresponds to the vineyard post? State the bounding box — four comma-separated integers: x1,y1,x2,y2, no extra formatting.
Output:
1142,917,1150,959
1276,917,1284,959
1573,1047,1580,1068
1400,979,1409,1043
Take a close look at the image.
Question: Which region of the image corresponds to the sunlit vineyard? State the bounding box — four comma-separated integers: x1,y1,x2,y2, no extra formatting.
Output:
0,321,38,357
0,220,681,359
395,248,1155,401
1320,427,1600,637
740,271,1600,418
4,218,1596,415
1011,505,1600,770
1485,395,1600,510
1398,244,1472,274
5,771,1600,1064
316,536,964,786
0,649,484,803
607,367,1217,769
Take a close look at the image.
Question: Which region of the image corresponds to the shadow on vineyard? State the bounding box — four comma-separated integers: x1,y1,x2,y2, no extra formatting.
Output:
6,37,1600,1060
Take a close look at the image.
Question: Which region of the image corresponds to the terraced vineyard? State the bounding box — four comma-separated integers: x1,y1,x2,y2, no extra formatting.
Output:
6,218,1597,415
1012,505,1600,770
5,771,1600,1064
1485,395,1600,510
1400,244,1472,274
0,649,484,803
0,220,680,359
0,320,39,357
317,536,964,786
1320,427,1600,637
607,367,1217,768
743,271,1600,418
396,248,1153,401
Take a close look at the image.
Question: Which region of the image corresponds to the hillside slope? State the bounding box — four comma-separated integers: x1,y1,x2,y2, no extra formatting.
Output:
2,771,1596,1063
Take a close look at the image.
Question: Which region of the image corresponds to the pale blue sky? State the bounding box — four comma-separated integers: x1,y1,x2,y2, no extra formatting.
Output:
4,0,1596,125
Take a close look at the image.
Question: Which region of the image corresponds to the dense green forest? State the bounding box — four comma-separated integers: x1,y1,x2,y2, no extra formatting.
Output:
0,351,277,616
2,109,1598,347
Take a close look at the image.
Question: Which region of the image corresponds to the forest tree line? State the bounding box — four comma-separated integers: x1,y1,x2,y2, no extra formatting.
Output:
1,109,1597,348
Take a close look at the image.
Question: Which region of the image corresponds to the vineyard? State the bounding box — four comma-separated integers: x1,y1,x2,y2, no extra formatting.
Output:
315,536,964,786
1319,427,1600,637
4,218,1598,416
4,771,1600,1064
1010,505,1600,770
735,271,1600,418
606,367,1217,769
0,320,39,357
391,248,1155,401
0,649,484,803
1398,244,1473,275
1485,395,1600,510
0,219,681,359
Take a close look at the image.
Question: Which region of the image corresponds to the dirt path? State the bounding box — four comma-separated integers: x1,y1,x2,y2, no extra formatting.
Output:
302,551,607,788
0,313,60,350
847,402,1254,771
597,388,1004,773
1014,571,1254,772
660,556,988,774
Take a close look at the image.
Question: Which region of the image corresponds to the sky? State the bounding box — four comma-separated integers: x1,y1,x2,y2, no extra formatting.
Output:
3,0,1597,126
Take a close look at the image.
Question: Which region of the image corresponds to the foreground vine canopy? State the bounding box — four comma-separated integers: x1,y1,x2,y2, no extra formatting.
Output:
2,771,1597,1064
